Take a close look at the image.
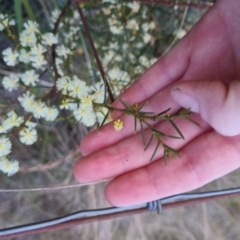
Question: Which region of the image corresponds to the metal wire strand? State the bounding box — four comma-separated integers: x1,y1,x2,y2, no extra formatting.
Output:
147,200,162,214
1,187,240,237
0,204,146,236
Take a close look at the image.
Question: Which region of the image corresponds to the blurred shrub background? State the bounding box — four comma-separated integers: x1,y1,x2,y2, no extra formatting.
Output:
1,0,240,239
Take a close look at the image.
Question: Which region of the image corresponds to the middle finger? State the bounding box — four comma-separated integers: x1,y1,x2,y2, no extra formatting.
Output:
74,113,210,183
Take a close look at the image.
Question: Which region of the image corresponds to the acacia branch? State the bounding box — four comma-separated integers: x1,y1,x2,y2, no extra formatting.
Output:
51,0,72,81
74,1,115,103
132,0,213,9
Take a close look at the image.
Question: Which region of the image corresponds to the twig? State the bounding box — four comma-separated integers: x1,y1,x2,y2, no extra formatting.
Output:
132,0,213,9
0,68,53,87
74,1,115,103
79,29,95,84
162,0,190,55
38,0,52,24
0,179,110,192
19,149,80,173
51,0,72,80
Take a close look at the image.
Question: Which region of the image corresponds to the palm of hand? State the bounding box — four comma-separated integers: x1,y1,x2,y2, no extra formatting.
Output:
74,0,240,206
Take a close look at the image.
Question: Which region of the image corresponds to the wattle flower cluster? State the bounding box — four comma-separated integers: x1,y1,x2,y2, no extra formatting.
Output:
0,14,107,176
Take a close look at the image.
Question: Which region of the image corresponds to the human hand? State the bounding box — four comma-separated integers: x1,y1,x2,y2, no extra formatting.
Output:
74,0,240,206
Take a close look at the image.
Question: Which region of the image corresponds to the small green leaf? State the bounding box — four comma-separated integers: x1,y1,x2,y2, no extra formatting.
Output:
98,112,109,130
137,100,148,111
150,141,160,162
186,117,200,127
142,120,151,128
144,134,154,151
164,145,180,158
118,97,131,108
140,121,145,146
168,119,184,139
153,129,182,139
154,108,171,119
151,130,165,137
134,115,137,133
138,111,155,116
163,149,168,165
168,147,180,157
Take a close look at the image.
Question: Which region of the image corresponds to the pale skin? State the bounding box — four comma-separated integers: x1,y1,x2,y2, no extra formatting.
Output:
74,0,240,206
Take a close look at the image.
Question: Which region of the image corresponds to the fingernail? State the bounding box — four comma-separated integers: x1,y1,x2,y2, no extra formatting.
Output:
171,88,199,112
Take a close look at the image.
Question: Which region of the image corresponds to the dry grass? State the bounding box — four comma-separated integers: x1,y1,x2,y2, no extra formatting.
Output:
1,170,240,240
1,118,240,240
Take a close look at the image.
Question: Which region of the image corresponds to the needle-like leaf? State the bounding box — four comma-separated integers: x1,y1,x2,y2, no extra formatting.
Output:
150,141,160,162
185,117,200,126
98,112,109,130
140,121,145,146
168,119,184,139
137,100,148,111
118,97,131,108
166,146,180,156
163,149,168,165
138,111,155,116
144,134,154,151
134,115,137,133
153,108,171,119
153,129,182,139
163,145,180,161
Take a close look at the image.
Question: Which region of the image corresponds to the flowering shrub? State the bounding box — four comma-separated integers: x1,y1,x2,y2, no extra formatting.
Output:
0,0,193,176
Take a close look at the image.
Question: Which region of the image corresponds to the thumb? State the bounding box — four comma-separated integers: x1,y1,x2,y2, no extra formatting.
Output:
171,80,240,136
